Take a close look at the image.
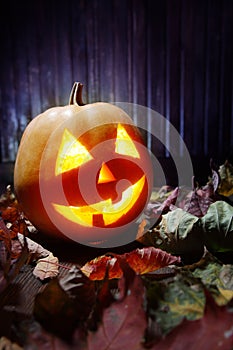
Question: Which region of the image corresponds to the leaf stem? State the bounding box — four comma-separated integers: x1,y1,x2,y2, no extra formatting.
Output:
37,260,72,270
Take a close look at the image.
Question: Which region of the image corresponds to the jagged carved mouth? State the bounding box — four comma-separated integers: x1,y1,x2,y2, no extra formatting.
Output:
52,175,145,227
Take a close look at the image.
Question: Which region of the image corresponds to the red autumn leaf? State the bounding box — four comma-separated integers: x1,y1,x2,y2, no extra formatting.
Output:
81,247,181,280
183,178,215,217
87,257,147,350
150,293,233,350
124,247,181,274
1,206,19,223
0,185,35,236
81,255,121,280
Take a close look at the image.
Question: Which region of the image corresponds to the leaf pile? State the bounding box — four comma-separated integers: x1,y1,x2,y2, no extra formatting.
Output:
20,249,233,349
138,161,233,259
1,160,233,349
139,201,233,259
81,246,181,280
0,186,59,292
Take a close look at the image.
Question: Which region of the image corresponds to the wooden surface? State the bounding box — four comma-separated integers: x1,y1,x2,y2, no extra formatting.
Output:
0,235,140,343
0,261,74,342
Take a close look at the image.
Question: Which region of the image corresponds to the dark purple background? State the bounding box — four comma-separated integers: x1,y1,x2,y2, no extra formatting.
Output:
0,0,232,186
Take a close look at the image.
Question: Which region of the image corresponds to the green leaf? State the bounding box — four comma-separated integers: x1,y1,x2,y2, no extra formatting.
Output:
140,209,203,257
150,293,233,350
192,256,233,306
201,201,233,253
146,271,205,336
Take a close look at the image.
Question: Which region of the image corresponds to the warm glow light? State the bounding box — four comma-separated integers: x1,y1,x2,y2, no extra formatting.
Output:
55,129,93,176
97,162,116,184
115,124,140,158
53,175,145,226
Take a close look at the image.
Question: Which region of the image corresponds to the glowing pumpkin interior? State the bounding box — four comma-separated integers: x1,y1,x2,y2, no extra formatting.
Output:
52,123,147,228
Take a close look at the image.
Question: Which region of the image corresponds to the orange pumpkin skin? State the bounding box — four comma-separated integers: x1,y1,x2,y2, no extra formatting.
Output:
14,83,153,245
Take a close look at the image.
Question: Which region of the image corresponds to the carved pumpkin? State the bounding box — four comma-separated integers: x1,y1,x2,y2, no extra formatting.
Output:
14,83,153,246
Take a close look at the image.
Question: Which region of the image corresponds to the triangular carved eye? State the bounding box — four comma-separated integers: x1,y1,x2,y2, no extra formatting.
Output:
55,129,93,176
115,124,140,159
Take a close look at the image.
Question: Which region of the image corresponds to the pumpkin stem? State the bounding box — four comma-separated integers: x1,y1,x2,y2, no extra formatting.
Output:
69,82,85,106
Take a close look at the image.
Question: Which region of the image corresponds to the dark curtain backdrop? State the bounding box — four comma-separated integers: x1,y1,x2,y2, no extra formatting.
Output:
0,0,232,175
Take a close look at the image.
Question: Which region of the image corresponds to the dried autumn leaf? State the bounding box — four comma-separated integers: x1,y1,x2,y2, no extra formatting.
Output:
82,255,120,280
141,188,180,234
81,247,181,281
146,271,205,337
150,293,233,350
210,161,221,192
136,219,148,240
0,336,23,350
1,206,19,223
34,267,95,341
33,278,79,339
33,253,59,280
124,247,181,275
218,160,233,197
0,185,37,237
183,183,215,217
201,201,233,253
149,186,175,203
0,185,17,210
138,208,203,259
10,239,23,260
146,187,179,218
17,233,51,261
87,258,147,350
0,217,16,250
192,257,233,306
59,265,96,322
0,230,29,292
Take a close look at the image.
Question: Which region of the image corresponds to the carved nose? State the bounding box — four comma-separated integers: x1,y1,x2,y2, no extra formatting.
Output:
97,162,116,184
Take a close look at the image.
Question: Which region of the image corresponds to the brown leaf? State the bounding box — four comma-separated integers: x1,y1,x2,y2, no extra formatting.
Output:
0,186,36,237
0,337,23,350
1,206,19,223
33,253,59,280
17,233,51,261
0,185,17,210
137,219,148,240
59,265,96,321
0,217,15,248
81,247,181,280
218,160,233,197
33,266,95,341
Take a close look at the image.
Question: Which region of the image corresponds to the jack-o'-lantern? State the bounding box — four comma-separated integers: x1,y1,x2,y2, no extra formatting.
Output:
14,83,153,247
